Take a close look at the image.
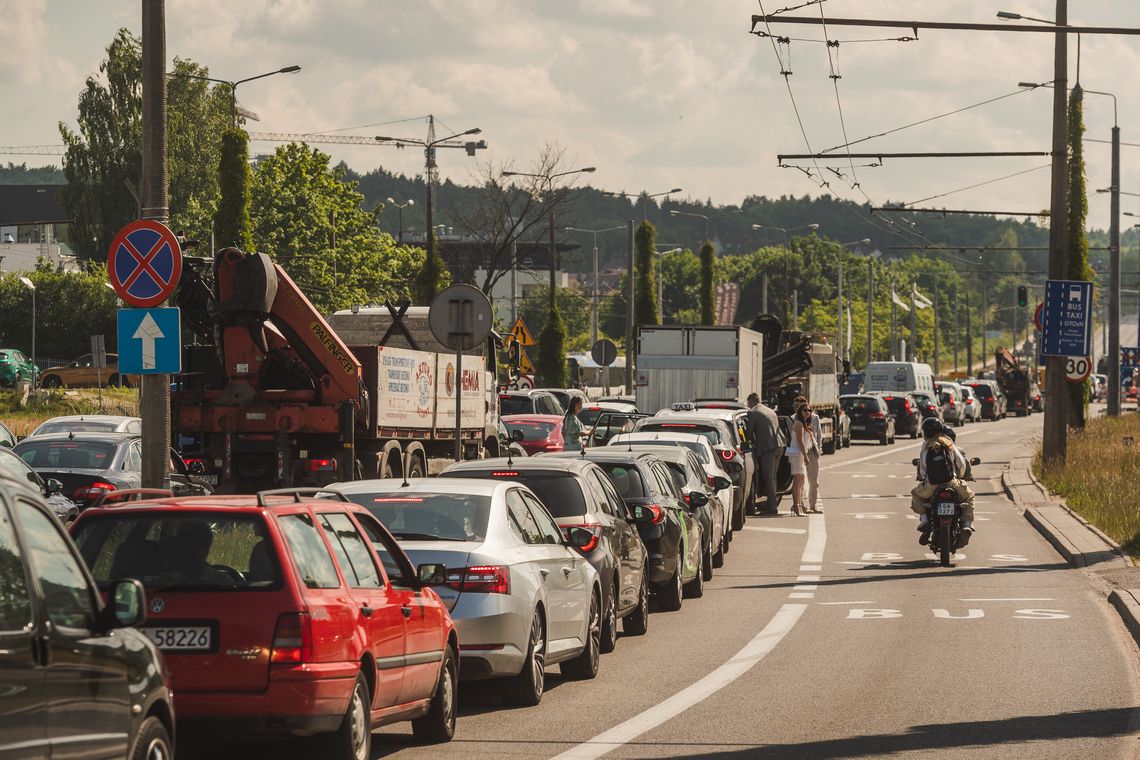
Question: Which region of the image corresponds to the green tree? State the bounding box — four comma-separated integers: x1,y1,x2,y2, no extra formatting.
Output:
634,221,659,327
412,233,450,305
59,30,230,260
1067,85,1091,428
214,129,253,251
699,241,716,325
0,263,119,360
250,142,422,313
537,304,568,387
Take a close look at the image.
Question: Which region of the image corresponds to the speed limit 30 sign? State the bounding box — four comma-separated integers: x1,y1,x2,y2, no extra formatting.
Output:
1065,355,1092,384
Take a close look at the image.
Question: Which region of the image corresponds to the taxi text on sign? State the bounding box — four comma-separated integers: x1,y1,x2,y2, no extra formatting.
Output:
1040,279,1093,358
106,220,183,308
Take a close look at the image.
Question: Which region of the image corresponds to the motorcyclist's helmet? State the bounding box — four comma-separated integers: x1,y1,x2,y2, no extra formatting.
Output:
921,417,944,440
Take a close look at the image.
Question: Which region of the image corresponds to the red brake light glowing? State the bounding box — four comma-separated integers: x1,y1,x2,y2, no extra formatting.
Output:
371,497,424,503
446,566,510,594
271,612,313,664
74,480,116,502
491,471,520,477
303,458,337,473
645,504,667,524
718,449,735,461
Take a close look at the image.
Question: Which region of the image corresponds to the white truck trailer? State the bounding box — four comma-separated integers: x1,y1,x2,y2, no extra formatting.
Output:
634,326,764,414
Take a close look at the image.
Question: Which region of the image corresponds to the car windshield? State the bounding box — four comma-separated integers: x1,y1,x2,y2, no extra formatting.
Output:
345,492,491,542
595,463,649,499
578,407,615,428
550,391,571,409
639,422,721,446
940,392,953,404
503,420,557,441
880,396,911,412
967,384,994,400
843,397,880,412
73,513,280,591
0,448,36,482
499,395,532,416
16,440,117,469
455,470,588,517
35,421,119,435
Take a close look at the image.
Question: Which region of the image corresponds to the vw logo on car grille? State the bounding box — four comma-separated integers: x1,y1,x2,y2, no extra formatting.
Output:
149,597,165,614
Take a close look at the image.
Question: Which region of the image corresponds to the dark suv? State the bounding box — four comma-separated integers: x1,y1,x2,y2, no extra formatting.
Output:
877,393,921,438
840,395,896,445
442,457,649,651
0,468,174,759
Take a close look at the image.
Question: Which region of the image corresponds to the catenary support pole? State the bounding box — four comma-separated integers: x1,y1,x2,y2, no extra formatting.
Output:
934,289,940,374
1109,124,1122,416
982,283,988,369
625,220,635,393
966,291,973,375
867,259,873,364
837,264,843,357
140,0,170,490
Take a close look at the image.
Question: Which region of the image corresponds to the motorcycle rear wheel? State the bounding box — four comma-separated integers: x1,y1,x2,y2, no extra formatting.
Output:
939,524,952,567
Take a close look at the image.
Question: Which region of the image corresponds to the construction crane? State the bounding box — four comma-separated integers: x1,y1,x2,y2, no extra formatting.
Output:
0,146,66,156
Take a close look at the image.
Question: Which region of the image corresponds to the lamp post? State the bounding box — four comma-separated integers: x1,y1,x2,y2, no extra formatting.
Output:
603,188,682,221
502,167,597,309
565,225,626,349
385,197,415,243
19,276,34,368
169,65,301,128
752,223,820,324
669,208,743,245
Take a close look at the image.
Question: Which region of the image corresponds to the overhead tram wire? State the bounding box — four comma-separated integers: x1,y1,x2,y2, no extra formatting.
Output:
899,164,1051,208
769,0,831,15
819,3,861,191
305,114,429,136
753,31,918,44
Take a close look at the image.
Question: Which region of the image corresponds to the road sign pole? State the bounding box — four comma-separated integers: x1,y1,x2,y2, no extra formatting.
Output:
1108,124,1122,417
140,0,170,491
455,301,465,463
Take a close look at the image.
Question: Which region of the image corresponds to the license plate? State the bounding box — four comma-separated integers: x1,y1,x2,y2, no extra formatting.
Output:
935,502,956,516
200,474,218,484
851,425,865,431
144,626,212,651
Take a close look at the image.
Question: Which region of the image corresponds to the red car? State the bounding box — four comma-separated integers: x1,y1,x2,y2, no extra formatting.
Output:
70,490,459,758
501,414,568,455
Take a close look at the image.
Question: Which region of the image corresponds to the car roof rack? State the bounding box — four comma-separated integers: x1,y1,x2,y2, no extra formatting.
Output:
89,488,174,510
255,487,350,507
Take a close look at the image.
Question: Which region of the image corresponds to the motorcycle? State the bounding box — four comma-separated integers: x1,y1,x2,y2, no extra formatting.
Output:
912,455,982,567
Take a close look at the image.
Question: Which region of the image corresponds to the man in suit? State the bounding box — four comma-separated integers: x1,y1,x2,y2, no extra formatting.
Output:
746,392,782,515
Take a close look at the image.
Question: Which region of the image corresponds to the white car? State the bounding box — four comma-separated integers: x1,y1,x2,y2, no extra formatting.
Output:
959,385,983,423
28,414,141,437
324,477,602,707
606,431,739,516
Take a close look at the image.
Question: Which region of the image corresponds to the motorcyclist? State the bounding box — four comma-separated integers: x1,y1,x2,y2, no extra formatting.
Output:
912,417,975,547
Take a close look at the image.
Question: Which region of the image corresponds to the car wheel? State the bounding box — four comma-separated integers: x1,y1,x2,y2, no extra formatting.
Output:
911,430,918,439
879,432,889,446
561,590,600,680
623,573,649,636
683,553,705,598
712,531,725,568
701,543,714,581
656,557,684,612
600,580,618,654
316,671,370,760
41,375,62,388
723,526,733,551
500,611,545,706
731,498,744,532
412,646,457,743
129,715,173,760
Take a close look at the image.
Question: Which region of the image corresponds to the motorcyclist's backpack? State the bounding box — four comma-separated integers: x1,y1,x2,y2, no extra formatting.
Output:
925,437,956,485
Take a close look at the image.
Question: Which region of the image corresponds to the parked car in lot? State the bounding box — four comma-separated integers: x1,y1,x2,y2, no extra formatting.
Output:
441,457,647,655
959,385,982,422
71,490,460,755
0,445,78,522
501,414,568,455
327,477,606,706
547,450,703,610
875,392,921,438
840,394,896,445
39,352,132,388
962,380,1007,420
13,432,212,509
498,390,565,416
0,348,38,388
0,466,174,759
28,414,142,437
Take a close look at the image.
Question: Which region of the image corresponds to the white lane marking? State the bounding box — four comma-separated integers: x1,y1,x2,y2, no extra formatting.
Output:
792,584,819,591
851,474,874,478
551,604,809,760
800,565,822,572
796,575,821,582
553,512,826,760
933,608,984,619
745,526,807,535
819,426,986,473
1015,609,1071,619
847,608,903,619
960,597,1054,602
817,600,876,605
989,555,1029,563
789,592,815,599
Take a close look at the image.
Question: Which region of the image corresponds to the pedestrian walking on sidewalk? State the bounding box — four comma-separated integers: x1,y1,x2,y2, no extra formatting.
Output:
746,392,782,516
794,395,823,513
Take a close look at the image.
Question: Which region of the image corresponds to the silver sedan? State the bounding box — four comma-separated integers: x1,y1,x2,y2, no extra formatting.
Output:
324,477,602,706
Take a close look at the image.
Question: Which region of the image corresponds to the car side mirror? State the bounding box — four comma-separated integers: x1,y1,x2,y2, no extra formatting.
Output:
16,435,25,443
510,429,525,442
687,491,709,508
969,457,981,466
628,505,656,524
417,563,447,587
911,458,920,466
187,460,205,475
712,476,731,491
566,526,595,548
105,579,146,629
43,477,63,496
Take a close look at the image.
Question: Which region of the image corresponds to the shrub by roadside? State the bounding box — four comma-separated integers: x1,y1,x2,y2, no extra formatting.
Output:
0,388,139,438
1035,413,1140,558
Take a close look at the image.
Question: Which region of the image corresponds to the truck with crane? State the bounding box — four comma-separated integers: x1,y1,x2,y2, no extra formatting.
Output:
172,247,492,493
994,347,1036,417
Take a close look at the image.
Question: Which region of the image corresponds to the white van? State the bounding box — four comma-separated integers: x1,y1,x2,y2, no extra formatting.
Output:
863,362,935,394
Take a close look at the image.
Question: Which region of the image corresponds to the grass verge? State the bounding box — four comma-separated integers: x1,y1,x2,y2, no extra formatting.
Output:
0,387,139,437
1034,413,1140,558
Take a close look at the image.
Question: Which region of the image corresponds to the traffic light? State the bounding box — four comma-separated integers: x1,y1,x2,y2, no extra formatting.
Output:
1017,285,1028,307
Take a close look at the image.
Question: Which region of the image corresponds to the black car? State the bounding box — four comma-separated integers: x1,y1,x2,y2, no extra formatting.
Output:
0,465,174,758
963,380,1007,420
0,446,78,523
840,394,896,445
910,390,944,422
558,450,703,612
876,392,921,438
442,456,650,649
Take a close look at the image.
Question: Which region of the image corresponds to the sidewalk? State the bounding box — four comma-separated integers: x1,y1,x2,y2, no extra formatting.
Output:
1002,449,1140,648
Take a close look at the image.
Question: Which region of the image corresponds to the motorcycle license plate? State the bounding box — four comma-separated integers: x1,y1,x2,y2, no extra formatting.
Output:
935,502,956,516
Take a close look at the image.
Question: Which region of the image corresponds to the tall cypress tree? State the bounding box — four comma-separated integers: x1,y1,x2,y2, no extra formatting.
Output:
1066,85,1091,428
634,221,659,326
214,128,253,251
699,241,716,325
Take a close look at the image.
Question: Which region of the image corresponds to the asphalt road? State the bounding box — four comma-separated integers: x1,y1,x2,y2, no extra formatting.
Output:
188,412,1140,760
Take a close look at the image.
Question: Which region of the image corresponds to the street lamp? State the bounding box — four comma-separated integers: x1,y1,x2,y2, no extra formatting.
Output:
604,188,683,221
565,225,626,349
385,197,415,243
996,10,1055,25
669,209,743,243
752,223,820,323
19,276,34,367
170,65,301,128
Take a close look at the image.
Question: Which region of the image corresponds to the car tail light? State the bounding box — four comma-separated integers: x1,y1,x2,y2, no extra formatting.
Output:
903,401,912,412
706,474,718,488
560,522,602,553
718,448,735,461
303,458,337,473
965,399,974,405
491,471,520,477
446,566,510,594
74,480,116,502
644,504,667,525
948,399,956,407
270,612,313,664
870,412,885,420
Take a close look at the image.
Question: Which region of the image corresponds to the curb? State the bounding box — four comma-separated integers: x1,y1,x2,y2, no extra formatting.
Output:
1109,590,1140,650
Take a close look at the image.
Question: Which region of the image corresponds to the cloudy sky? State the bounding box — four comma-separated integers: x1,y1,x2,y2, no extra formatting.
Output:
3,1,1140,230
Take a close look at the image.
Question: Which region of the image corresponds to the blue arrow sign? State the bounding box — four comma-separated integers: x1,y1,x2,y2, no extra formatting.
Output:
117,307,181,374
1040,279,1093,357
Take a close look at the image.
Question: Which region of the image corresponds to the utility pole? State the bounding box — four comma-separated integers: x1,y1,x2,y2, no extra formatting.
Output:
982,283,988,369
510,240,518,323
837,265,843,357
909,281,917,362
954,291,960,372
866,259,874,365
140,0,169,490
792,290,798,330
891,290,897,361
933,289,940,373
625,219,635,392
966,291,973,375
1109,123,1122,415
1043,0,1070,464
761,273,768,314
